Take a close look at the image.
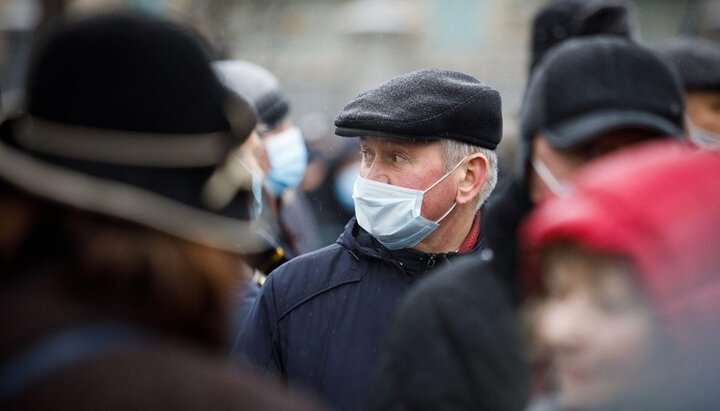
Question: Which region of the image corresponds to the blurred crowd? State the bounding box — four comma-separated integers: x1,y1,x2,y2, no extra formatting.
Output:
1,1,720,410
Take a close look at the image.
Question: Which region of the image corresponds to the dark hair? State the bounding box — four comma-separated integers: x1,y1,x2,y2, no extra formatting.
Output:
0,181,247,347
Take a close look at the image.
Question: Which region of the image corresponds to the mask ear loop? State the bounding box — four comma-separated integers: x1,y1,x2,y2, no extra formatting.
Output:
421,154,471,194
433,201,457,224
422,155,472,223
531,157,571,197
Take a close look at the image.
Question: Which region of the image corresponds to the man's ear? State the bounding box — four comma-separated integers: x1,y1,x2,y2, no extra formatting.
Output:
456,153,488,206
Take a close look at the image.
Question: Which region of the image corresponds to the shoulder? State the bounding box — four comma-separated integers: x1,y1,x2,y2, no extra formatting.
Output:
261,243,367,318
412,255,504,302
395,255,510,323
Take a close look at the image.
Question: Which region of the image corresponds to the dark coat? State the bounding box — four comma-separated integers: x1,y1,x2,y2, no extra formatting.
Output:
0,275,325,411
236,217,485,411
482,177,534,306
368,255,530,411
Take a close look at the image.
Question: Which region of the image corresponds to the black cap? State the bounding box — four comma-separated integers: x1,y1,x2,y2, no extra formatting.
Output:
521,36,685,151
531,0,636,71
0,13,262,253
657,36,720,92
334,68,502,150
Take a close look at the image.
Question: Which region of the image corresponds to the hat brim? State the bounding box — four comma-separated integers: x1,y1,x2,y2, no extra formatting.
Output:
335,127,441,142
0,120,266,254
544,110,683,151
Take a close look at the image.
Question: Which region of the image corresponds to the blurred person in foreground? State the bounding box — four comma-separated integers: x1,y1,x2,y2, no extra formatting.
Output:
658,36,720,150
368,37,684,411
0,13,324,411
484,36,685,305
522,141,720,411
213,60,320,337
482,0,640,207
238,68,502,410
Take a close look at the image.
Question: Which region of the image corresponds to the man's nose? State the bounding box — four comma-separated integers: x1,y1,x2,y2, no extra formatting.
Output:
363,162,390,184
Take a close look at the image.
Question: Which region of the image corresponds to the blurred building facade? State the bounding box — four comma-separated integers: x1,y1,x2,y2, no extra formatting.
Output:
1,0,717,161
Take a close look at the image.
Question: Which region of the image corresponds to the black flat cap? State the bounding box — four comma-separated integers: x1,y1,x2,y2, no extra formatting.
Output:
657,37,720,92
522,36,684,150
334,68,502,150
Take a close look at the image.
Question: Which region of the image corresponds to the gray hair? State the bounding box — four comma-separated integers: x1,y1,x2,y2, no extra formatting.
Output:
440,139,498,209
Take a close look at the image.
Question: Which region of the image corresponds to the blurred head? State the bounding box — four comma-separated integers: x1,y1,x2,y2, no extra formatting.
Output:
658,37,720,148
520,36,685,203
214,60,307,198
523,141,720,409
0,13,260,345
531,243,659,409
530,0,637,72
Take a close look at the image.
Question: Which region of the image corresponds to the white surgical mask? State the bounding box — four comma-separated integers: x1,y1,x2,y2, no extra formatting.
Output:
264,126,308,197
688,121,720,150
352,160,463,250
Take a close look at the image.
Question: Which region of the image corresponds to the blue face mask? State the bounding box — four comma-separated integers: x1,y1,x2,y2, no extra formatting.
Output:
334,162,360,214
264,126,308,197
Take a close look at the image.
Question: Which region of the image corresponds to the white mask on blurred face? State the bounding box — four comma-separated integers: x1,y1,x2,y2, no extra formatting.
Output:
688,122,720,150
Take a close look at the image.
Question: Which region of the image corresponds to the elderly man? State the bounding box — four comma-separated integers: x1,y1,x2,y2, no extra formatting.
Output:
237,68,501,410
368,37,685,411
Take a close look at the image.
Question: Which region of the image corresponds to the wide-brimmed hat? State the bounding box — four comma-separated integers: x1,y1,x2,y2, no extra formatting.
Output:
0,13,263,253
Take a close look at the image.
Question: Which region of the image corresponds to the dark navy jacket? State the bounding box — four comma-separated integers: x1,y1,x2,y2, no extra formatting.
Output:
236,217,485,411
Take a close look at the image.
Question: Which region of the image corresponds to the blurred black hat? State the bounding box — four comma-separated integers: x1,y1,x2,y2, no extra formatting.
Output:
531,0,637,71
657,36,720,92
0,13,262,253
334,68,502,150
522,37,685,151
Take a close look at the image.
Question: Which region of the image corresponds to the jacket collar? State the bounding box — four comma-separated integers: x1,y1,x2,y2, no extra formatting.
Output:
337,217,485,277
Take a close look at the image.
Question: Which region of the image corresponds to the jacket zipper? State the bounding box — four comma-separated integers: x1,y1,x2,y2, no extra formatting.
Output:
425,255,437,271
